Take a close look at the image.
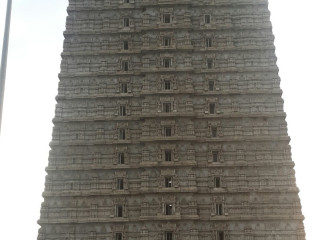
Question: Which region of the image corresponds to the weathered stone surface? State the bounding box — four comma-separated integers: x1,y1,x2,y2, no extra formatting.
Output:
38,0,305,239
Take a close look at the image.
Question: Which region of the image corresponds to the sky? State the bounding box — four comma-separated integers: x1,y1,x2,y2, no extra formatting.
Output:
0,0,319,239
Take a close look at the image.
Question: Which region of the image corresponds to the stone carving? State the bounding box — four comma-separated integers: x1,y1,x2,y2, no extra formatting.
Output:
38,0,305,239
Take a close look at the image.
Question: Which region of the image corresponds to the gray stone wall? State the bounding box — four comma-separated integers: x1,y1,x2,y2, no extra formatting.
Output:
38,0,305,239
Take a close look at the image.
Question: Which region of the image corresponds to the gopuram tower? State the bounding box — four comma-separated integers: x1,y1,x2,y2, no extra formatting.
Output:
38,0,305,239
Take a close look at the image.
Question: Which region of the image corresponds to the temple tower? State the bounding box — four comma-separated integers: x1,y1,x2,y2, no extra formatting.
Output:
38,0,305,239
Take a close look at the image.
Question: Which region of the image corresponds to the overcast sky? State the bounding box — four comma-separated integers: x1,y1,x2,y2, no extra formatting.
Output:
0,0,319,239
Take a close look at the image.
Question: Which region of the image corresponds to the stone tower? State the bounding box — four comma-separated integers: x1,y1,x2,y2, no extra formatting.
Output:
38,0,305,239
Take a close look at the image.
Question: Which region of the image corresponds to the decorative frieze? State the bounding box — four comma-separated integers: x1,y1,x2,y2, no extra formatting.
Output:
39,0,305,240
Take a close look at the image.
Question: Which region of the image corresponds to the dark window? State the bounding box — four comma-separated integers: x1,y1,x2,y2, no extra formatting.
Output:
207,59,213,69
163,14,171,23
217,231,224,240
164,80,171,90
164,127,172,137
119,105,126,116
164,37,171,46
123,18,130,27
209,103,215,114
213,151,219,162
120,83,128,93
165,204,173,215
163,103,172,113
118,153,125,164
122,61,129,71
116,205,123,217
165,150,172,161
123,0,129,3
214,177,221,188
209,81,214,91
117,179,124,190
212,127,217,137
123,40,129,50
216,203,223,215
163,58,171,68
115,233,123,240
165,177,173,187
90,232,96,239
165,232,173,240
205,15,211,24
206,38,212,47
119,129,126,140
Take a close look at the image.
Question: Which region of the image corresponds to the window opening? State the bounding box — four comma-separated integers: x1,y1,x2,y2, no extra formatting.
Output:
163,14,171,23
163,58,171,68
123,18,130,27
206,38,212,47
164,37,171,46
120,83,128,93
164,127,172,137
115,233,123,240
119,129,126,140
209,103,215,114
212,127,217,137
216,203,223,215
165,177,173,187
165,232,173,240
205,15,211,24
164,80,171,90
213,151,219,162
209,81,214,91
207,59,213,69
163,103,172,113
165,204,173,215
119,105,126,116
123,40,129,50
165,150,172,161
117,179,124,190
122,61,129,71
118,153,125,164
116,205,123,217
214,176,221,188
217,231,224,240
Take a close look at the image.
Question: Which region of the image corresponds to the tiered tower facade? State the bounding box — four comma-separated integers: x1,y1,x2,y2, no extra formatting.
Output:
38,0,305,239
